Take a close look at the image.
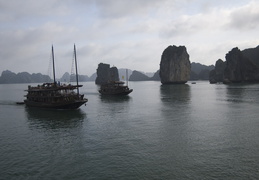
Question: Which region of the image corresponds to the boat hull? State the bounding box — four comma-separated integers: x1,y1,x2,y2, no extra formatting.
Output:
24,99,87,109
99,89,133,95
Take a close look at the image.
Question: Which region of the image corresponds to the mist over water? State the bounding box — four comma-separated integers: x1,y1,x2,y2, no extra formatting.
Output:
0,81,259,179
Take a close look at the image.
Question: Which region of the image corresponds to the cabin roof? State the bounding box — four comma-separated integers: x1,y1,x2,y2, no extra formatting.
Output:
26,83,82,92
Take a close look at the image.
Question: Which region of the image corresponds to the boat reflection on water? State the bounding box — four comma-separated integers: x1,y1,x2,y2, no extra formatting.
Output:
99,94,132,103
25,107,86,129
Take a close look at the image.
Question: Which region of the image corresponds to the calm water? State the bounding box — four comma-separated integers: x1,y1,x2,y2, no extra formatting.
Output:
0,81,259,180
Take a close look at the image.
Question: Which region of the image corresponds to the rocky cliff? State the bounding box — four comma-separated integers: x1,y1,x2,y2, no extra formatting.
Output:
190,62,214,80
150,70,160,81
159,45,191,84
128,62,213,82
95,63,119,85
209,59,226,83
242,45,259,67
209,46,259,83
60,72,89,82
224,47,259,83
89,73,97,81
129,70,150,81
0,70,52,84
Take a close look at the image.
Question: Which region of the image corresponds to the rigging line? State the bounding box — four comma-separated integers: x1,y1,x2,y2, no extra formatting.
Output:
75,48,81,82
70,49,75,83
47,48,53,83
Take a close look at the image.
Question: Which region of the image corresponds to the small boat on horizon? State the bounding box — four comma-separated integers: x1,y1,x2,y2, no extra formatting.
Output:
23,45,88,109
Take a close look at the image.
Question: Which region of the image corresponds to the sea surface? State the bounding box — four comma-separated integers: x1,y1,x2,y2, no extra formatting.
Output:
0,81,259,180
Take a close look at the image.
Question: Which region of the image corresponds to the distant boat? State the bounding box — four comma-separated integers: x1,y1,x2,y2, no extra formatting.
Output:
99,69,133,95
16,102,25,105
99,81,133,95
24,45,88,109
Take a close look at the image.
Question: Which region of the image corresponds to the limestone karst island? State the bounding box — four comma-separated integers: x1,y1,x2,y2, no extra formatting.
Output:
0,45,259,84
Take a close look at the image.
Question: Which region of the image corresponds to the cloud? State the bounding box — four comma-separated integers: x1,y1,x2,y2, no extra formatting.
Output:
158,7,230,39
158,0,259,38
0,0,70,22
226,1,259,30
0,21,80,76
94,0,168,18
0,0,259,76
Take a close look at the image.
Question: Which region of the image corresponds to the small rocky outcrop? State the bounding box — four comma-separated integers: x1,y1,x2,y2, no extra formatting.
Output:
95,63,119,85
129,70,150,81
89,73,97,81
60,72,89,82
60,72,70,82
159,45,191,84
150,70,160,81
190,62,214,80
209,59,226,83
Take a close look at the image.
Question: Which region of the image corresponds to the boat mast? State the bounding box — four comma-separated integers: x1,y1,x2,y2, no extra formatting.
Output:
126,69,128,87
52,45,56,84
74,44,80,95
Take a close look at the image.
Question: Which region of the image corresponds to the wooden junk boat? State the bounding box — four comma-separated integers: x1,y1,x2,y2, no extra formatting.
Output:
99,81,133,95
24,45,88,109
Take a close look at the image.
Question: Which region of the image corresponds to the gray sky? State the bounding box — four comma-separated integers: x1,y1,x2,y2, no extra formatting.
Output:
1,0,259,77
